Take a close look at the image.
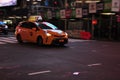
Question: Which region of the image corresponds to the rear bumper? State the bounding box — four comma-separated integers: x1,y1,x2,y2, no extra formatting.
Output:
0,29,8,33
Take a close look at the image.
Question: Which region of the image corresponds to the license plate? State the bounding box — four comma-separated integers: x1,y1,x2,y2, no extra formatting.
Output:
59,39,64,42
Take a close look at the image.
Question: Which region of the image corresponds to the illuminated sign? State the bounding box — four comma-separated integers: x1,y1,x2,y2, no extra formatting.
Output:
0,0,17,7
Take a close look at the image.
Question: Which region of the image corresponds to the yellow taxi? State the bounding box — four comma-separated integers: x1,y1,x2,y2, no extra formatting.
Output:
15,21,68,46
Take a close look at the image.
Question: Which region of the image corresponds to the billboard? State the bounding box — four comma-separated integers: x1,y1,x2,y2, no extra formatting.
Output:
0,0,17,7
111,0,120,12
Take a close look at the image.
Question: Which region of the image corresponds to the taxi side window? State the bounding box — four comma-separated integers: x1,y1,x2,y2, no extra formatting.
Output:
28,22,37,29
21,22,28,28
20,22,37,29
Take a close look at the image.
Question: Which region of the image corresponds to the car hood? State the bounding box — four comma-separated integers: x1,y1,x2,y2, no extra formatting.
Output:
44,29,66,36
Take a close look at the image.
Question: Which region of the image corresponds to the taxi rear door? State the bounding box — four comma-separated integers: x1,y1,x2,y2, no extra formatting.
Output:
26,22,38,42
19,22,30,41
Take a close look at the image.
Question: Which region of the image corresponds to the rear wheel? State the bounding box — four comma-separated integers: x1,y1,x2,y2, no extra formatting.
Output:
37,37,43,46
16,35,23,43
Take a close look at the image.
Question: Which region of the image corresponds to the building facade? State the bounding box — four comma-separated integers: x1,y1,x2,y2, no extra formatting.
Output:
0,0,120,40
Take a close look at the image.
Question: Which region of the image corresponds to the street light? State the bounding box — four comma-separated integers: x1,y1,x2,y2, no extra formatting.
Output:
37,0,42,1
75,0,100,3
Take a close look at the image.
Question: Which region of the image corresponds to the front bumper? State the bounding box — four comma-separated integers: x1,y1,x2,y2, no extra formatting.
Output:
52,38,68,45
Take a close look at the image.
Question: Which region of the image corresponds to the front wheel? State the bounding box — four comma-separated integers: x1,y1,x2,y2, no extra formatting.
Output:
37,37,43,46
59,43,65,47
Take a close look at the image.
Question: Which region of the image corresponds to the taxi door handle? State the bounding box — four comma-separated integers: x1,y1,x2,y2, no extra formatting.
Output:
30,32,33,36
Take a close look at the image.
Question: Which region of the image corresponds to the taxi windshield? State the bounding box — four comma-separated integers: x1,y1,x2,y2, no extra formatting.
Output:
36,22,58,30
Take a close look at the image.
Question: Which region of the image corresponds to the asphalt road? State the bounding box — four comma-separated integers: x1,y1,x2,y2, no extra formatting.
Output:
0,33,120,80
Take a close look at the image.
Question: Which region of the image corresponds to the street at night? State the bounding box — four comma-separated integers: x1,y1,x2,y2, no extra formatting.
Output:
0,33,120,80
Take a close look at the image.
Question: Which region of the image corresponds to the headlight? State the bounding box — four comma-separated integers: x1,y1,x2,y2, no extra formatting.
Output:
46,33,52,37
5,25,8,29
65,32,68,36
64,32,68,38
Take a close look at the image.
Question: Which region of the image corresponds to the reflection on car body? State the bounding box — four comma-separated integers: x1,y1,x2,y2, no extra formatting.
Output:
15,21,68,46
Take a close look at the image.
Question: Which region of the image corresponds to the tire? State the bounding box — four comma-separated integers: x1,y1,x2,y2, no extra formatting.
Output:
16,35,23,43
37,37,43,46
4,32,8,35
59,43,64,47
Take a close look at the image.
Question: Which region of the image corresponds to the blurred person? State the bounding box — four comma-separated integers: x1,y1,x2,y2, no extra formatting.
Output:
111,25,117,40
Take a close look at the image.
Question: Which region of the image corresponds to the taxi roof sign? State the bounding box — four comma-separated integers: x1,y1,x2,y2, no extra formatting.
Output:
28,15,42,22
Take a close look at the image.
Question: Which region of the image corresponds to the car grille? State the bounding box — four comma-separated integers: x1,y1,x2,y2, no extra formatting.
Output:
54,35,65,37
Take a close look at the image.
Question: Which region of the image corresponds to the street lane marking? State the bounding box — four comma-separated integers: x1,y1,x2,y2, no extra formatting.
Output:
73,72,80,75
0,40,17,43
28,70,51,76
88,63,102,67
0,37,17,44
69,39,93,42
0,42,6,44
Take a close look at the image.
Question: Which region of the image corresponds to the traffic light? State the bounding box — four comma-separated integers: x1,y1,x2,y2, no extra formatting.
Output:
53,0,58,7
92,19,97,25
54,1,57,5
